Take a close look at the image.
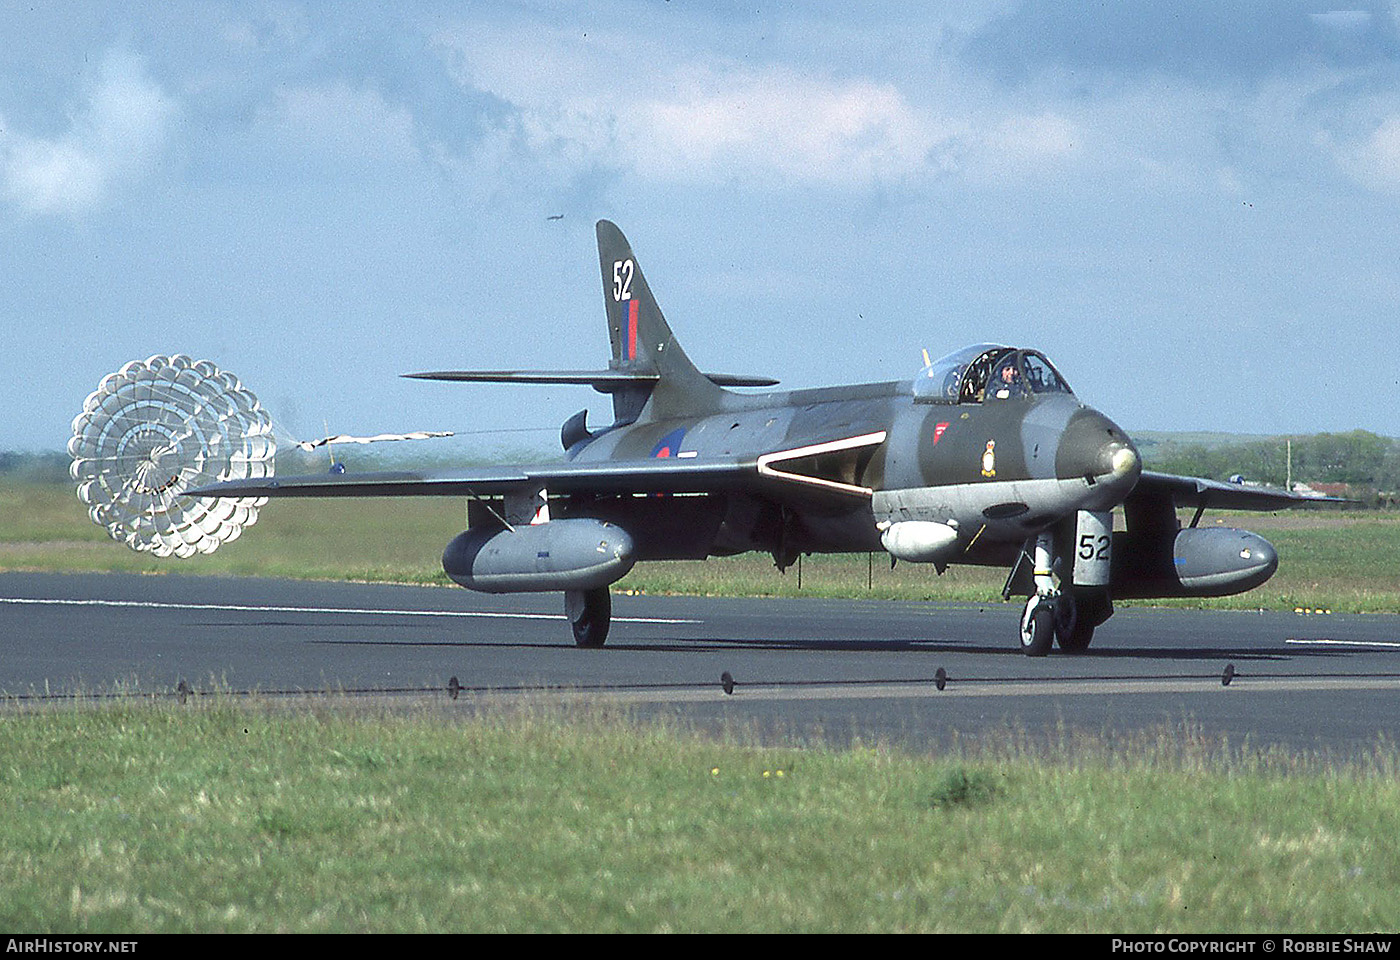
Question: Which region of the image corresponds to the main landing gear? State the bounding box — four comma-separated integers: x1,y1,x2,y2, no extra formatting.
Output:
565,587,611,648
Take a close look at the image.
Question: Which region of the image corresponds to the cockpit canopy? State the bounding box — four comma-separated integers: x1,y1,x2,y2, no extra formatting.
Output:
912,344,1073,404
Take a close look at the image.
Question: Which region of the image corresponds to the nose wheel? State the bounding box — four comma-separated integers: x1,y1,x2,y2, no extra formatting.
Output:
1019,532,1061,656
1019,596,1056,656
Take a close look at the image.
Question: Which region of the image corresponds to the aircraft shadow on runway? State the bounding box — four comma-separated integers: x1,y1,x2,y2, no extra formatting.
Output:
302,634,1362,664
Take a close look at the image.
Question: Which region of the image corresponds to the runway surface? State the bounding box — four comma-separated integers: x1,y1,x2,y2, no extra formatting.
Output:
4,571,1400,756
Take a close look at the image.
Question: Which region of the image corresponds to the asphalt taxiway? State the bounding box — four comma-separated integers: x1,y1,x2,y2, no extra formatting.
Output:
3,572,1399,756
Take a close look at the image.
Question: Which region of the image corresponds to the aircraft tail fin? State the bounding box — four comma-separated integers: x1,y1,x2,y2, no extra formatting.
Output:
597,220,725,421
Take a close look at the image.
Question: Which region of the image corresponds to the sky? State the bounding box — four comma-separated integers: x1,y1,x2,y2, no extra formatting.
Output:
4,1,1400,461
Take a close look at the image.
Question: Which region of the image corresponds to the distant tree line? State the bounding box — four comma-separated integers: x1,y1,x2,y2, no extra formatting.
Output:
1144,430,1400,501
0,451,69,484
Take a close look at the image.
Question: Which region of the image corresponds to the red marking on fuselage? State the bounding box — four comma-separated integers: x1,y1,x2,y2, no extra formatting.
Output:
626,300,639,360
933,422,950,444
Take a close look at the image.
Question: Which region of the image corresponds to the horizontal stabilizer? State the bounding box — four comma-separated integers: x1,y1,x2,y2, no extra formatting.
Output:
294,430,453,451
701,372,780,387
404,369,778,388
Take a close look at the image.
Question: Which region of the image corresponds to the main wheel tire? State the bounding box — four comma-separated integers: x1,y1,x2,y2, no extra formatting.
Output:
1053,593,1094,652
1057,617,1095,653
1053,594,1078,645
1060,589,1111,653
566,588,611,648
1020,600,1055,657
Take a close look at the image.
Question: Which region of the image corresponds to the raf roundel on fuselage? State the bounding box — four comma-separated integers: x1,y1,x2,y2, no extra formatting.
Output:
912,344,1074,404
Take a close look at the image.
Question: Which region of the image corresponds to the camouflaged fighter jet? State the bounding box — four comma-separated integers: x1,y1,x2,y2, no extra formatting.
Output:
194,221,1325,655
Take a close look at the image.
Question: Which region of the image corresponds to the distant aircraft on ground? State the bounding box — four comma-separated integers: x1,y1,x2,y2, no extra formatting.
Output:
195,220,1328,655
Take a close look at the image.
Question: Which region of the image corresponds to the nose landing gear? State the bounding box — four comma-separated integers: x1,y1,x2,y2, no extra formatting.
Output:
1018,520,1114,656
1019,594,1057,656
1019,531,1061,657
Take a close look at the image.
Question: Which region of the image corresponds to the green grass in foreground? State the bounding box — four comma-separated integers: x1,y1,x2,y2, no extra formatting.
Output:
5,480,1400,612
3,699,1399,933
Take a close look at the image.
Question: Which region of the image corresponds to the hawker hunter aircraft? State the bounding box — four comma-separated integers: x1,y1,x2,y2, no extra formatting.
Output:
195,221,1322,655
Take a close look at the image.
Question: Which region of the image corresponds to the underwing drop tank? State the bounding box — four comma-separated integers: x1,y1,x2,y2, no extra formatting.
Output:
442,518,636,593
1170,527,1278,596
1112,526,1279,599
879,520,960,563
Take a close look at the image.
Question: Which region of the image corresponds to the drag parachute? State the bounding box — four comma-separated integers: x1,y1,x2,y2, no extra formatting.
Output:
69,355,275,558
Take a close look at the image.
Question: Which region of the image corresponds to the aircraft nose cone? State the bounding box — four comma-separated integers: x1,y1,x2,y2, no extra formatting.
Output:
1057,409,1141,488
1099,437,1140,482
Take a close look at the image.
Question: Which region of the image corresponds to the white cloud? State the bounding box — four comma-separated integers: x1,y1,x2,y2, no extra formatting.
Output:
605,69,1085,190
1,50,175,215
621,67,953,186
1338,115,1400,191
438,24,1085,192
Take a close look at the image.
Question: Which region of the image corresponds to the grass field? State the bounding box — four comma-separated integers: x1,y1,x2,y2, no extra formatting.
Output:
5,480,1400,613
3,698,1399,933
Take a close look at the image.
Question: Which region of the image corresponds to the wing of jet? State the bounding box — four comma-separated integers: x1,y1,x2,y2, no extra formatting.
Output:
195,424,893,507
194,455,759,499
1132,470,1344,511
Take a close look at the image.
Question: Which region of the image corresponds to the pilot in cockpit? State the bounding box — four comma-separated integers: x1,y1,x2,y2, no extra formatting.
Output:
999,361,1020,388
914,345,1071,404
988,356,1024,400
